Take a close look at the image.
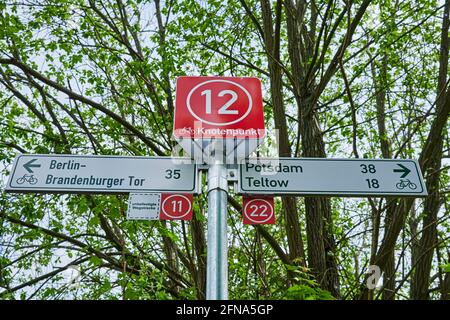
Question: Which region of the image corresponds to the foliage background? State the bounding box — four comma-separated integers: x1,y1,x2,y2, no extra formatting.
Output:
0,0,449,300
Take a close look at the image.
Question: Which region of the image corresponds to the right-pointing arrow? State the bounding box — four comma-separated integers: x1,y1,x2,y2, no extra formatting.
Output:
393,164,411,178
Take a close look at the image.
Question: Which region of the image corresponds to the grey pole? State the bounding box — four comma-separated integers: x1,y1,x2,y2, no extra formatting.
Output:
206,157,228,300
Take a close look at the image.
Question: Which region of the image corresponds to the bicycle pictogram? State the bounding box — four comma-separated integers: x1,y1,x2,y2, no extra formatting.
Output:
395,179,417,190
16,174,38,185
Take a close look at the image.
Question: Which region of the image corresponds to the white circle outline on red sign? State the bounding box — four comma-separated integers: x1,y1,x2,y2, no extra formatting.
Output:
161,194,192,219
243,198,274,224
186,79,253,126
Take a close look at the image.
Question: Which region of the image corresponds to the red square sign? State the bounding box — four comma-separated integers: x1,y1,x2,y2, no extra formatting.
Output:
160,193,193,220
173,76,265,139
242,196,275,225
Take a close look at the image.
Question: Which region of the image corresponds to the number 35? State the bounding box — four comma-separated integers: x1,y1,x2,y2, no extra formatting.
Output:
165,169,180,179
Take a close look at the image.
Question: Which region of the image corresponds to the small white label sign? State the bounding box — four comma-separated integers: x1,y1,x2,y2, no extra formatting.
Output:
127,193,161,220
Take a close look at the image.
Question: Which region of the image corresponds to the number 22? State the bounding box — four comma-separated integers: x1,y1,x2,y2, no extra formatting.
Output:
249,204,268,217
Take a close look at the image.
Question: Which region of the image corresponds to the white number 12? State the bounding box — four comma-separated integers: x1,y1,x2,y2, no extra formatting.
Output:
201,89,238,115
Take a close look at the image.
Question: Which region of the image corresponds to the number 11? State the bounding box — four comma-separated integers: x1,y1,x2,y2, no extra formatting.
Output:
171,200,182,213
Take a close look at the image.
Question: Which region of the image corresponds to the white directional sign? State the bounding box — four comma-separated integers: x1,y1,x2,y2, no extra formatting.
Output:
5,154,197,194
238,158,427,197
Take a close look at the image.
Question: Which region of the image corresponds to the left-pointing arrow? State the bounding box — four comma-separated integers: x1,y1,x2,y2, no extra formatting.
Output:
23,158,41,173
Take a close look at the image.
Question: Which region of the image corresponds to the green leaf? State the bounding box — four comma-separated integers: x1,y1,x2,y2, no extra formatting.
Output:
441,264,450,273
90,256,102,267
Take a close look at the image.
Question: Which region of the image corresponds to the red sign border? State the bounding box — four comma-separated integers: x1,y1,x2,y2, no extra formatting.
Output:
173,76,265,140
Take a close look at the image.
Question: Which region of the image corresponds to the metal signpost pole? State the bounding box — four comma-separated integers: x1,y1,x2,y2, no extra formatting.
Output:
206,156,228,300
173,76,265,300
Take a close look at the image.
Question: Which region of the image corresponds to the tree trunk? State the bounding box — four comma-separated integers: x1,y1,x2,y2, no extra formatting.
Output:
441,271,450,300
161,220,179,294
382,203,396,300
371,56,396,300
359,6,450,297
191,212,206,300
300,100,340,298
283,1,340,297
260,0,306,270
411,0,449,299
411,141,442,299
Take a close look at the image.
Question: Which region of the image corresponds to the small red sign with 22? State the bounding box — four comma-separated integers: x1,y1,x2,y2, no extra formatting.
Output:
242,196,275,225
